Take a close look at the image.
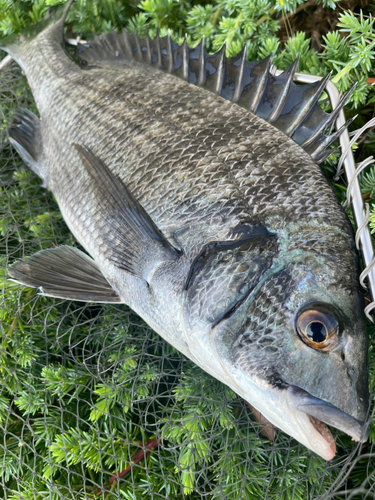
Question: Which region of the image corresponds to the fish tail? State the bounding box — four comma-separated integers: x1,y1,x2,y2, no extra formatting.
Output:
0,0,73,69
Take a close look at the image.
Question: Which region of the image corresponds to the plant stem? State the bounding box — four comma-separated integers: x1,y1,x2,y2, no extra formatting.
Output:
212,6,222,28
332,63,353,84
278,0,316,24
108,437,161,484
256,7,276,27
96,437,161,495
6,317,17,338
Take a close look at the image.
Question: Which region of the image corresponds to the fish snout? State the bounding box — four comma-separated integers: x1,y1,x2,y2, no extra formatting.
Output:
340,334,369,422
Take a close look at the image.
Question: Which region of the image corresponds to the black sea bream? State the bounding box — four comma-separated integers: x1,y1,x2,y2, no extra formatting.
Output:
1,0,369,460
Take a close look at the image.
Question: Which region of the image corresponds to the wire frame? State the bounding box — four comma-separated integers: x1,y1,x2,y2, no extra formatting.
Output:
293,72,375,318
0,55,374,500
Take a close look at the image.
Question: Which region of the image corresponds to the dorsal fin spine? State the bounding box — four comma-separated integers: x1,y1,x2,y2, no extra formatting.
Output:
182,36,189,81
232,44,248,103
155,31,162,69
197,37,206,87
301,83,356,149
167,31,173,73
215,44,226,95
251,54,273,113
76,32,355,164
286,72,331,137
310,117,355,161
134,29,143,62
145,30,152,64
268,57,299,123
122,30,133,60
314,144,342,164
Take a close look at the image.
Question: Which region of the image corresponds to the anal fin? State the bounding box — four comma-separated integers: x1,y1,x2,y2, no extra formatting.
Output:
9,109,43,178
8,246,122,303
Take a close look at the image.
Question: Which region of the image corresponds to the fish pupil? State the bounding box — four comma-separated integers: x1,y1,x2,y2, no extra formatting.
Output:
307,322,327,343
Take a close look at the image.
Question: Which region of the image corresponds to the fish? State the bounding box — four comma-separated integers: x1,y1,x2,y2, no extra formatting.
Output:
0,0,369,461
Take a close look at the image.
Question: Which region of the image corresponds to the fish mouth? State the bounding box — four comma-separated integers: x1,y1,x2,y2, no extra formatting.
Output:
287,385,368,459
308,415,336,458
206,281,369,460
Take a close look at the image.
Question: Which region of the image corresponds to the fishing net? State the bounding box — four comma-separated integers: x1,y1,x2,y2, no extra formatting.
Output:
0,55,374,500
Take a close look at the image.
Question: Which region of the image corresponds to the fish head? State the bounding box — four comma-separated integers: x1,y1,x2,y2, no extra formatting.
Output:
182,226,369,460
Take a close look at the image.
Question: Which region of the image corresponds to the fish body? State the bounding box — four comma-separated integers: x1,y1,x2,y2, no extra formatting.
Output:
1,1,369,460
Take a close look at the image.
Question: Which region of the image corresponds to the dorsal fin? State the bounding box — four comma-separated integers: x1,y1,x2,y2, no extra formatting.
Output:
76,31,353,164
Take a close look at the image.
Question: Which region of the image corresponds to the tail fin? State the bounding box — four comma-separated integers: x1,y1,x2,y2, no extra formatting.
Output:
0,0,73,67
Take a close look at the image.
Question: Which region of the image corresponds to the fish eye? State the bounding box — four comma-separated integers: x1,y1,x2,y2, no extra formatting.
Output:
296,309,339,351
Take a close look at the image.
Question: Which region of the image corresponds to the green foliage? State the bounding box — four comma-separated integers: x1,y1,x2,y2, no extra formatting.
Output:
1,0,374,108
322,11,375,99
1,0,375,498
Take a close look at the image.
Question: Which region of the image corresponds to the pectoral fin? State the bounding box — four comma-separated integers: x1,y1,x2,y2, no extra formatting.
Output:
8,246,122,303
74,144,181,281
9,109,44,180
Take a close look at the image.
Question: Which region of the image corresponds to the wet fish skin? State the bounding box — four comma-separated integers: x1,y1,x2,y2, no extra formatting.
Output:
2,2,369,460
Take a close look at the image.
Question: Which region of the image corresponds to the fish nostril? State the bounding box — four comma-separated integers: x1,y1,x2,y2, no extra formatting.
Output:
340,349,358,383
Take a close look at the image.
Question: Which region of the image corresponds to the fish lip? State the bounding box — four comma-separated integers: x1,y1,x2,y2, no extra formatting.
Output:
287,385,369,443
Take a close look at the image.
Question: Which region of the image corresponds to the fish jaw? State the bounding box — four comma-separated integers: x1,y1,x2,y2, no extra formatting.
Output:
281,404,336,461
237,359,368,459
224,368,340,460
196,345,366,460
247,381,339,460
262,383,368,460
182,273,369,459
181,326,341,459
287,385,368,443
181,316,346,460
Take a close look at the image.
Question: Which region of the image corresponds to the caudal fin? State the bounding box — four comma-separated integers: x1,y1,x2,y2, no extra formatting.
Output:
0,0,73,66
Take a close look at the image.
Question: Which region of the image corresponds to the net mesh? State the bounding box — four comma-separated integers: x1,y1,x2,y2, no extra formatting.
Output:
0,58,374,500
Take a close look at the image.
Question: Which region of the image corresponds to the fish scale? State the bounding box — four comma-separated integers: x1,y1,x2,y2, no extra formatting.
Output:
2,1,370,460
78,67,326,229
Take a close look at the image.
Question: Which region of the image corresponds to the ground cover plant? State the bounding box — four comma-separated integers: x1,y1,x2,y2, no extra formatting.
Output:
0,0,375,498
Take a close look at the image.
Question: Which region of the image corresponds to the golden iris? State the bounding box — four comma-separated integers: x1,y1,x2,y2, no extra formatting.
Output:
297,309,339,351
